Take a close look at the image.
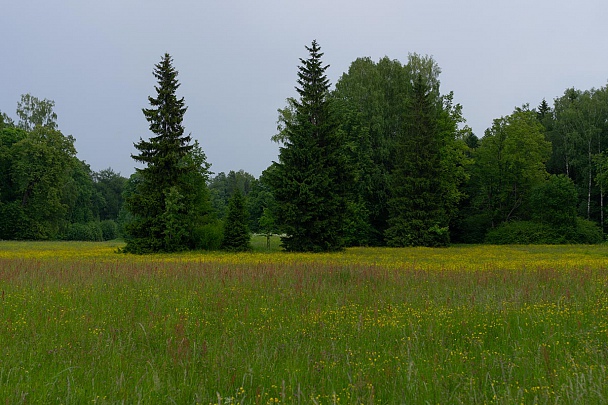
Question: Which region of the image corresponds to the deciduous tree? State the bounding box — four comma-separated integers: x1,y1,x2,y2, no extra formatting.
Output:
471,107,551,227
9,126,77,239
16,94,58,131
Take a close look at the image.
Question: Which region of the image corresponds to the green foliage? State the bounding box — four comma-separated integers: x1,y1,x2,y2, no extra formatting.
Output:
5,63,608,247
333,54,467,246
208,170,255,219
62,221,118,242
481,173,602,245
267,40,351,252
385,75,450,247
331,99,377,246
9,126,77,239
574,217,604,244
484,173,601,245
62,159,98,224
124,54,213,253
485,218,603,245
550,86,608,221
272,97,297,144
342,200,375,247
194,221,224,250
333,57,408,243
100,220,118,241
221,189,251,251
246,172,276,233
470,107,551,227
0,127,28,204
0,202,26,239
258,207,276,235
161,186,188,252
528,174,578,229
63,222,103,241
0,111,15,128
485,221,564,244
536,98,551,123
0,98,99,241
15,93,58,132
93,168,127,221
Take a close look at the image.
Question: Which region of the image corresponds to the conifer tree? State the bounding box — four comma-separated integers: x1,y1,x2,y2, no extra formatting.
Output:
124,53,212,253
385,75,449,247
267,40,350,252
221,189,251,251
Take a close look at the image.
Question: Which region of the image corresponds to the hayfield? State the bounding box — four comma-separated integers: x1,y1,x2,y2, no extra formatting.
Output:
1,240,608,404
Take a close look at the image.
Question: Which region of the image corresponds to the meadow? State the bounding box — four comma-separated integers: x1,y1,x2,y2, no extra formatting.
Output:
1,239,608,404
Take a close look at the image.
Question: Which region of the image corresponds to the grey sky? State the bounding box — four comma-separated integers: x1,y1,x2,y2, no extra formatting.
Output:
2,0,607,177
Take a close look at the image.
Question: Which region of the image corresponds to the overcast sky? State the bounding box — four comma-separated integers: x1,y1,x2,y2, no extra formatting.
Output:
2,0,607,177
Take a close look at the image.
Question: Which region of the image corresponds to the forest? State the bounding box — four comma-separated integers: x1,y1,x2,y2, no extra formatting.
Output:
1,42,607,251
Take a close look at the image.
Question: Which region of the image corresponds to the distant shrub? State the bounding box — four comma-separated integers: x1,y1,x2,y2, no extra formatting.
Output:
195,221,224,250
64,222,103,241
529,175,578,229
485,221,562,245
574,218,604,244
485,218,604,245
100,220,118,241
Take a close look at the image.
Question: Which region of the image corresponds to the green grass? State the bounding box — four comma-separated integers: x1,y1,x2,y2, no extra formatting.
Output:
1,241,608,403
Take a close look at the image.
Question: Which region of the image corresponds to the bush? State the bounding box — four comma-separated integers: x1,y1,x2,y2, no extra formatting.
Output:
64,222,103,241
574,218,604,244
485,218,604,245
100,220,118,241
485,221,563,245
194,220,224,250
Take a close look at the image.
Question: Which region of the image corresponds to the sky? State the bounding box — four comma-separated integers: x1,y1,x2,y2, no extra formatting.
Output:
2,0,607,178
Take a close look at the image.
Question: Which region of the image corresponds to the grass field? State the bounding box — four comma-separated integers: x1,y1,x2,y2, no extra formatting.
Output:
1,238,608,403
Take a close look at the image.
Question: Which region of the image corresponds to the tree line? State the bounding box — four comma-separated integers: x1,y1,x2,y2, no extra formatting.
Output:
1,42,606,251
0,95,126,241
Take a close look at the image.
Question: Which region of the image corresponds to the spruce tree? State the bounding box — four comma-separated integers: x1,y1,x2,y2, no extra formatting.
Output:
385,75,449,247
125,53,211,253
221,189,251,251
267,40,350,252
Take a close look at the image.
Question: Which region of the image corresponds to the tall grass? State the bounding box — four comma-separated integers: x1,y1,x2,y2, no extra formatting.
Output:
1,241,608,403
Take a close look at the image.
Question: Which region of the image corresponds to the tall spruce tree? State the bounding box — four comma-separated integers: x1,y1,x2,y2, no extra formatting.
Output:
125,53,211,253
267,40,350,252
385,75,449,247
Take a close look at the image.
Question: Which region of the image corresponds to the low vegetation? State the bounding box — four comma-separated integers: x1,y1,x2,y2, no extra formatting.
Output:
1,239,608,403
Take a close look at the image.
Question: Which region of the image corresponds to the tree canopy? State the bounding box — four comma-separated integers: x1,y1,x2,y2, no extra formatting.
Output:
3,50,608,247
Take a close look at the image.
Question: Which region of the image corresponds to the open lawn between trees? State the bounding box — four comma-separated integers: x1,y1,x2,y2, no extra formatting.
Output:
1,239,608,403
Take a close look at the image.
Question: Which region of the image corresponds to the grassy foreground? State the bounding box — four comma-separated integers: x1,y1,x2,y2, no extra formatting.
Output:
1,240,608,403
